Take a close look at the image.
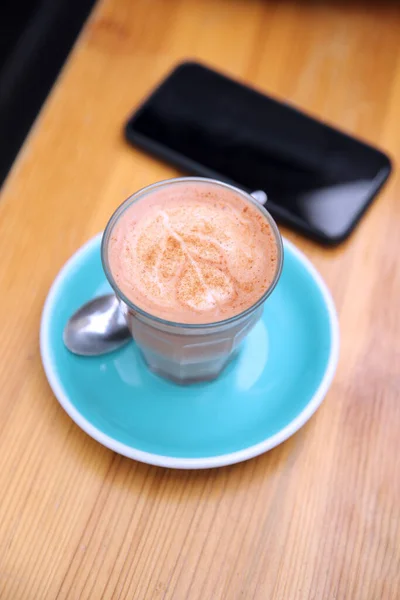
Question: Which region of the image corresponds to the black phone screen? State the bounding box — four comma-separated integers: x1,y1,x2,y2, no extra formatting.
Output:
126,62,392,244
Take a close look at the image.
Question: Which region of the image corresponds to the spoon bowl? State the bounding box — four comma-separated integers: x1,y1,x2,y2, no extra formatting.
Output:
63,294,131,356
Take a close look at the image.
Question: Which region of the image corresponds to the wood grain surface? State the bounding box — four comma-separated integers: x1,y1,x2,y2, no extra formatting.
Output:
1,0,400,598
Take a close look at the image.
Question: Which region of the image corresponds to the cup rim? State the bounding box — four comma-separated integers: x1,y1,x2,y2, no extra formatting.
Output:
101,176,284,330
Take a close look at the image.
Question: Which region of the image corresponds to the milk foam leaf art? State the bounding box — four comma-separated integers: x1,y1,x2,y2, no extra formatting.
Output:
106,179,280,324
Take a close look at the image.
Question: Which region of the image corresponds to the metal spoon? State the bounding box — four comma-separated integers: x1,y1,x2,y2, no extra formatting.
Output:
63,294,131,356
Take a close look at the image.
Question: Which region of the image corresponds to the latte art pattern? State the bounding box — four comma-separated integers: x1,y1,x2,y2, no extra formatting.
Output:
108,182,278,324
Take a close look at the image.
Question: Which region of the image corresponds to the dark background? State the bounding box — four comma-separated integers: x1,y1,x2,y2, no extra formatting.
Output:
0,0,96,187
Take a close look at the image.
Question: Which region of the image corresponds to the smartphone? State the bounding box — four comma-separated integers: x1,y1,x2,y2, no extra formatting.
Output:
125,62,392,245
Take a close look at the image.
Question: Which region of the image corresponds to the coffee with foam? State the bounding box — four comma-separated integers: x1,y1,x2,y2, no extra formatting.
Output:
108,181,278,324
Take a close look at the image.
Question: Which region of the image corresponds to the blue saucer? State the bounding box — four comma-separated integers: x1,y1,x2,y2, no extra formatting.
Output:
40,234,339,469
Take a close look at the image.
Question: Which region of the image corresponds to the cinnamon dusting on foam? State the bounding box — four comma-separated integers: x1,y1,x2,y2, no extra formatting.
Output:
108,182,278,324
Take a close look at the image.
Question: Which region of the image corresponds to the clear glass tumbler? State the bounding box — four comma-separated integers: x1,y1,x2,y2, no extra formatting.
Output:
101,178,283,384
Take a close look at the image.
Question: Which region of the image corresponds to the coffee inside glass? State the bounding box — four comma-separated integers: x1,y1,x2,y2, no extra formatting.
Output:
102,177,283,384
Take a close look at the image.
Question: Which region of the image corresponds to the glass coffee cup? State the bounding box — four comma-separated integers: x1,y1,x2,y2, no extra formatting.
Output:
101,177,283,384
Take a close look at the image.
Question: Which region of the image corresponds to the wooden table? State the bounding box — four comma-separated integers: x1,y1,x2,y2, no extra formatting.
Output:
1,0,399,598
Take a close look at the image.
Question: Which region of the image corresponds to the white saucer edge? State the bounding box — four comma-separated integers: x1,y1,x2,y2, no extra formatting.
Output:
40,233,340,470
